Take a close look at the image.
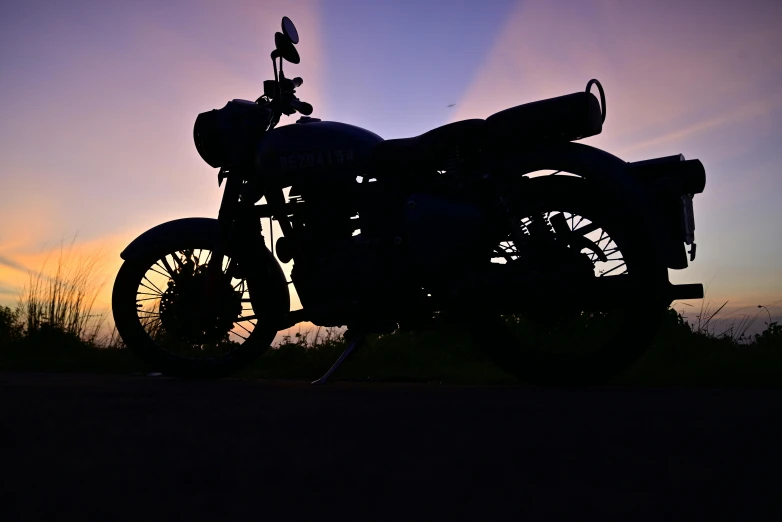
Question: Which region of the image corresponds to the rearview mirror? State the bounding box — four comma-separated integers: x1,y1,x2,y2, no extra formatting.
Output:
282,16,299,44
274,32,300,64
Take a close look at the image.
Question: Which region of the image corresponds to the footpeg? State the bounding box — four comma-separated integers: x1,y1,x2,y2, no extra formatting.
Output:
311,331,365,385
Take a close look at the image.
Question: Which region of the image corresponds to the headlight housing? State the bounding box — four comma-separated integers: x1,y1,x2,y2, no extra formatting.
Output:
193,109,224,168
193,100,269,168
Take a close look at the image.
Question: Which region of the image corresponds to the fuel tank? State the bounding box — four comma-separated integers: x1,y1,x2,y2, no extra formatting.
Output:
256,120,383,188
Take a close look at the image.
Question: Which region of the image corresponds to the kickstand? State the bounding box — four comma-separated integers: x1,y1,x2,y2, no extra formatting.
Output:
311,331,365,385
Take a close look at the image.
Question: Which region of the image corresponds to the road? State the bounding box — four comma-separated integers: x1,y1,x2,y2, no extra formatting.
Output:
1,374,781,521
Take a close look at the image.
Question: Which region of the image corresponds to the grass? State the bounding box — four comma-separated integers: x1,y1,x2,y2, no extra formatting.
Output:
237,327,513,384
0,239,136,373
0,245,780,385
3,301,779,386
236,309,782,386
614,308,782,387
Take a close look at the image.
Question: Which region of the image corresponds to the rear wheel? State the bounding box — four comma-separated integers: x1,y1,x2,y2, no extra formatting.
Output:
473,175,668,385
112,230,289,378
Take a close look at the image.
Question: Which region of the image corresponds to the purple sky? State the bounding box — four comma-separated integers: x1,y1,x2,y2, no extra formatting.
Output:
1,0,781,332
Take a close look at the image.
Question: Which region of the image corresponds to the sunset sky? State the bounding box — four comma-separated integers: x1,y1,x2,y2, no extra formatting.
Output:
1,0,781,333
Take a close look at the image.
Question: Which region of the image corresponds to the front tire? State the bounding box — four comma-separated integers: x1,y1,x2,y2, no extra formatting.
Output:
112,224,289,378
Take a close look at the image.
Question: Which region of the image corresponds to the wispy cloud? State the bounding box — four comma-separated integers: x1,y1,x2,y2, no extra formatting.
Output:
451,0,782,310
0,254,27,273
617,94,782,157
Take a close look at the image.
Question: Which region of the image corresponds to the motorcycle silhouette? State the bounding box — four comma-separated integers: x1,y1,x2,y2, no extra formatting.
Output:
112,17,706,385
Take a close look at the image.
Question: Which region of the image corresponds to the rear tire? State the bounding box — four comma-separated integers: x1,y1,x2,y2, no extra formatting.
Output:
471,175,669,386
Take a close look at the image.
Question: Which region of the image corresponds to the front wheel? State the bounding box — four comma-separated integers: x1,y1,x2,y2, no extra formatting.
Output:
472,175,669,386
112,223,289,378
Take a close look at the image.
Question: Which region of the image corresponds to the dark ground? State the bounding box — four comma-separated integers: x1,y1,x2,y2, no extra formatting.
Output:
1,374,781,521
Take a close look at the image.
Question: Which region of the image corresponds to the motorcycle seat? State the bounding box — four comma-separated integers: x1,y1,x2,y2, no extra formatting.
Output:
485,91,603,145
372,119,485,172
371,91,602,173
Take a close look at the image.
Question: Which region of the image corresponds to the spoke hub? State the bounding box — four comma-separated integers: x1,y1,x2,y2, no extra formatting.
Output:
158,265,242,344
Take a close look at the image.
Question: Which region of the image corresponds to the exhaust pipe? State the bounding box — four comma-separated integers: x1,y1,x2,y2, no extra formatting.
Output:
628,154,706,195
668,283,703,300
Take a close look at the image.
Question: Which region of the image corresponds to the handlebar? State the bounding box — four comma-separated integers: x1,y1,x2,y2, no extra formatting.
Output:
262,68,313,122
289,98,313,116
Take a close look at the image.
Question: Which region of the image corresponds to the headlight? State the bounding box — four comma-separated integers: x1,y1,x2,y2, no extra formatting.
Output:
194,100,270,169
194,109,226,168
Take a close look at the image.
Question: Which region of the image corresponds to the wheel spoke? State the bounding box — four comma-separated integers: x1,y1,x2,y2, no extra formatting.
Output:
493,249,515,262
159,257,176,278
231,331,248,341
588,231,608,262
137,291,162,297
575,222,600,237
139,281,163,296
148,265,172,280
142,276,164,295
600,262,627,277
234,321,253,336
141,318,162,331
170,252,184,269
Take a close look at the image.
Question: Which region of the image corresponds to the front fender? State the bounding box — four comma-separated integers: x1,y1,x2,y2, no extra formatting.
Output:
119,217,286,289
120,218,222,261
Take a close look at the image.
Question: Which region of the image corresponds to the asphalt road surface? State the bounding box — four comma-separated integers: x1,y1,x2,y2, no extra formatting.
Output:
2,373,781,521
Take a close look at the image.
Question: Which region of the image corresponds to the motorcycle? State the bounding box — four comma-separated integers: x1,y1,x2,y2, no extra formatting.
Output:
112,16,706,385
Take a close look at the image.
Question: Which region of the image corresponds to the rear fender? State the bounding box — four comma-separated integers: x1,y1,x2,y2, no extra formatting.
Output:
492,142,635,192
491,142,671,268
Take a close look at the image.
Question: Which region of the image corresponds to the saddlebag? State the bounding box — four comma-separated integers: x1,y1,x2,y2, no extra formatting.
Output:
627,154,706,270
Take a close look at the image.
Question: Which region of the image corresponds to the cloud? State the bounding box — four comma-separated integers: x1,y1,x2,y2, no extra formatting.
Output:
617,94,782,158
0,254,27,273
449,0,782,313
451,0,782,154
0,285,17,297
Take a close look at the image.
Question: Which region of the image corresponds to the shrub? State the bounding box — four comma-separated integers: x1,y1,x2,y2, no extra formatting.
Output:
754,321,782,348
0,306,23,346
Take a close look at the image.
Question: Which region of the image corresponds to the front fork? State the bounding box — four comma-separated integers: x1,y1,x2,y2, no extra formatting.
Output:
207,169,243,281
208,168,278,279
